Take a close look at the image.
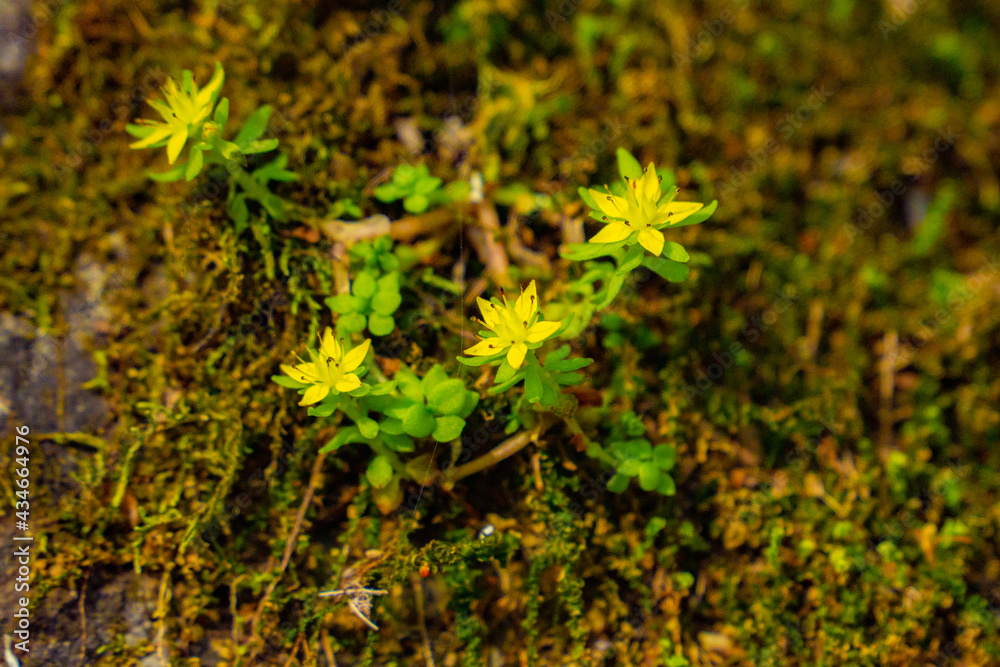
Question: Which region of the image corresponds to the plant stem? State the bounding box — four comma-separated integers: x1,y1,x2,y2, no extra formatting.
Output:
441,421,550,489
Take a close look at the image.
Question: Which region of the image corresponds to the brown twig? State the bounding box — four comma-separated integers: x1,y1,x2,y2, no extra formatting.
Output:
466,202,511,287
245,450,328,664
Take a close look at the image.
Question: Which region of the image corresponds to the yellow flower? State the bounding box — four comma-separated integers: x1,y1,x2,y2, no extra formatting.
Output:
588,163,703,256
281,329,371,405
129,64,224,164
464,281,562,369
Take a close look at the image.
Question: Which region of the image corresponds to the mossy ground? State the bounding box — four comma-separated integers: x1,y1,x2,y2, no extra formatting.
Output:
1,0,1000,665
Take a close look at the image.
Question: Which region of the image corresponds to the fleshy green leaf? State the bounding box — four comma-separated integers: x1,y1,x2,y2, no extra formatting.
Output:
642,256,690,282
607,473,630,493
657,475,676,496
494,359,518,384
370,380,397,396
616,147,643,180
320,426,367,453
638,461,662,491
357,417,379,438
213,97,229,126
370,289,402,316
234,105,273,148
353,271,378,299
560,242,626,261
662,241,690,263
427,379,467,415
185,147,204,181
432,416,466,442
326,294,365,314
271,374,307,389
366,456,394,488
402,404,437,438
653,444,676,471
614,243,645,276
524,364,544,403
403,193,430,213
368,313,395,336
337,311,368,334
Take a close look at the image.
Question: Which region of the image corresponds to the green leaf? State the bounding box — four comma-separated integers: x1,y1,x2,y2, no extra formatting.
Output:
657,475,676,496
402,404,437,438
607,473,630,493
337,312,368,334
234,105,273,148
578,186,599,210
352,271,378,299
213,97,229,126
380,417,405,435
638,461,662,491
614,243,645,276
427,379,467,415
616,147,643,180
242,138,279,155
458,390,479,419
432,416,466,442
642,256,690,282
404,193,430,213
366,456,394,488
148,163,187,182
555,371,585,385
185,148,204,181
653,444,676,471
349,384,372,397
494,359,518,384
560,242,626,261
320,426,368,453
669,200,717,228
623,439,652,460
420,364,450,392
272,374,307,389
326,293,365,314
619,459,642,476
357,417,379,438
367,313,395,336
374,183,401,202
457,352,504,367
413,176,443,194
370,380,397,396
382,432,415,452
370,289,402,316
524,364,544,403
229,195,249,231
125,123,158,139
593,274,626,310
307,402,337,417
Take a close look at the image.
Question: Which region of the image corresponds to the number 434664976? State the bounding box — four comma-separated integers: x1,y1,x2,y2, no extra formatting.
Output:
14,425,30,520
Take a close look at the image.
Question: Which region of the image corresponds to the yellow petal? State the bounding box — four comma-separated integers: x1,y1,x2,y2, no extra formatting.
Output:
656,201,703,226
300,384,330,405
464,339,508,357
639,163,660,202
477,297,500,328
525,320,561,343
166,127,188,164
590,222,632,244
334,373,361,393
129,125,173,149
195,63,225,109
638,227,665,256
514,281,537,324
320,327,341,361
506,342,528,370
588,188,628,219
341,339,371,373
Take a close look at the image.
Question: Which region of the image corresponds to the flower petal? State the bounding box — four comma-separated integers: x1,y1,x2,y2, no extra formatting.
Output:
129,124,173,149
506,342,528,370
638,227,665,256
320,327,341,361
655,201,703,227
477,297,500,328
166,126,188,164
334,373,361,393
300,384,330,405
514,281,537,324
590,222,632,244
588,188,628,218
525,320,561,343
341,338,371,372
639,163,660,202
464,339,508,357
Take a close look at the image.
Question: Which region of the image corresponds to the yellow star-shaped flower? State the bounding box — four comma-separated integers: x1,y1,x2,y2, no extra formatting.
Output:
588,163,703,256
464,281,562,370
129,64,224,164
281,329,371,405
